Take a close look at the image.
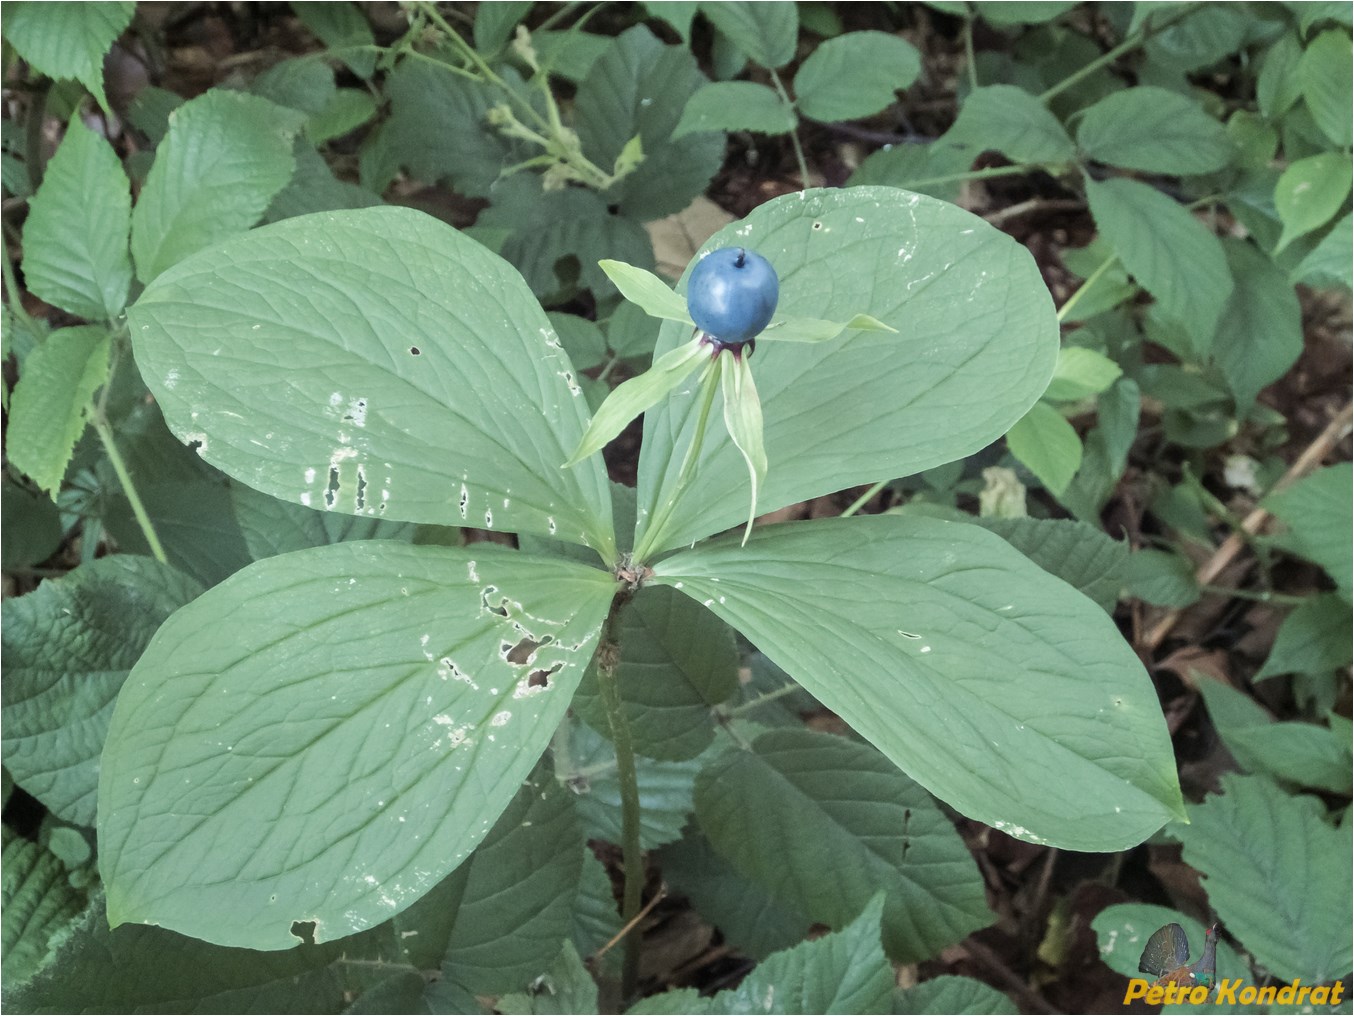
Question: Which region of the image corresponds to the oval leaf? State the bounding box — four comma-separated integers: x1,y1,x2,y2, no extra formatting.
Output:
98,541,617,949
651,515,1184,850
1075,86,1234,175
128,206,616,558
635,186,1058,556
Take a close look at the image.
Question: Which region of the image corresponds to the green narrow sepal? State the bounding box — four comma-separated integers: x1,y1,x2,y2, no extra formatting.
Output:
761,312,899,343
720,353,767,546
564,337,707,467
597,260,695,325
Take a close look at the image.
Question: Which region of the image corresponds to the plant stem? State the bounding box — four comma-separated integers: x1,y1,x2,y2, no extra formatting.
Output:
1039,4,1197,104
769,69,810,189
594,589,644,1001
1057,253,1119,323
720,681,804,719
0,225,37,332
1198,584,1306,606
91,414,167,564
963,16,980,92
841,478,889,517
906,161,1062,191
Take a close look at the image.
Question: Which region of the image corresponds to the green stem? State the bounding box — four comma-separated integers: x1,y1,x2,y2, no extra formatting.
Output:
1198,584,1306,606
841,479,889,517
594,590,644,1001
720,681,804,719
0,224,37,332
24,80,50,193
632,357,721,563
906,161,1062,190
769,69,810,189
91,415,167,564
1039,4,1197,105
963,17,980,92
1057,253,1119,323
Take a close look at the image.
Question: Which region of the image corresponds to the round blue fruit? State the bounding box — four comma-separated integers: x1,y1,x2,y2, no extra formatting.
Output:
686,247,779,345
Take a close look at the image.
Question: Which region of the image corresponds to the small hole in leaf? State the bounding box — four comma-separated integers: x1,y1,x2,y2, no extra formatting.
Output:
187,438,205,455
812,221,823,230
290,921,317,945
324,467,340,509
409,346,421,356
528,663,561,688
481,586,509,617
506,637,541,665
355,467,367,511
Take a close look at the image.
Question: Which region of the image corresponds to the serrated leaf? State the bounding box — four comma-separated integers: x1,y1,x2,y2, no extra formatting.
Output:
533,30,611,83
893,976,1016,1015
1273,152,1353,254
698,1,799,69
473,1,532,53
21,117,132,320
5,325,110,497
128,205,616,558
635,186,1057,556
1,476,64,570
575,25,724,220
947,85,1076,165
1196,679,1351,795
98,542,616,949
1043,347,1123,401
292,1,376,78
1,827,88,986
2,556,202,826
573,584,738,761
694,729,991,963
1006,401,1082,496
978,516,1129,614
250,57,336,118
1256,593,1353,682
1121,548,1199,608
1298,29,1353,147
130,90,303,282
1265,463,1353,600
308,88,377,144
673,80,796,137
793,31,921,123
1092,904,1249,989
1172,773,1353,983
1293,212,1352,291
1085,176,1232,356
653,515,1184,851
2,2,133,112
394,768,583,993
496,942,599,1015
977,2,1079,25
1075,87,1234,175
1212,238,1304,409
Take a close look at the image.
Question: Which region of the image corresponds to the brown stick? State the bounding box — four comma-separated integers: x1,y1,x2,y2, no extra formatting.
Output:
1141,401,1353,652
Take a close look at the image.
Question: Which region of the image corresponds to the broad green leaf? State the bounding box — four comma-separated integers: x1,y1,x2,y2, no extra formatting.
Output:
1273,152,1353,253
635,186,1057,556
848,134,981,201
1075,86,1233,175
473,0,532,53
1092,904,1249,989
1085,176,1232,355
5,325,110,497
250,57,336,118
672,80,796,137
1121,548,1199,608
948,85,1076,165
547,313,608,372
533,30,612,83
1256,593,1353,681
307,89,376,144
1059,240,1135,322
979,516,1129,613
1006,401,1082,496
2,556,202,826
98,542,617,949
699,1,798,68
263,142,382,223
1212,238,1303,409
1196,679,1351,795
572,584,739,761
721,352,767,543
395,767,583,993
130,90,304,283
1293,212,1353,290
1060,375,1139,522
4,894,362,1013
793,31,922,123
566,338,707,468
1298,29,1353,147
1,476,63,570
126,85,185,145
496,942,599,1015
560,718,704,850
660,829,812,959
292,1,377,78
1226,109,1279,169
1172,773,1353,983
652,516,1184,851
128,206,616,558
598,260,694,324
694,729,992,963
894,976,1016,1014
631,895,893,1015
1257,30,1304,119
1,2,133,112
1043,347,1123,401
1,827,88,986
21,117,132,320
976,2,1079,25
575,26,725,220
1265,463,1353,600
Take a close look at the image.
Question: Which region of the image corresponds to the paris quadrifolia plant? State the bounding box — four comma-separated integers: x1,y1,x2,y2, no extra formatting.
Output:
90,185,1183,1001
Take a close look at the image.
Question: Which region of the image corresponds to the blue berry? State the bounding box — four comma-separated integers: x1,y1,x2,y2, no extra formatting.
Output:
686,247,779,347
